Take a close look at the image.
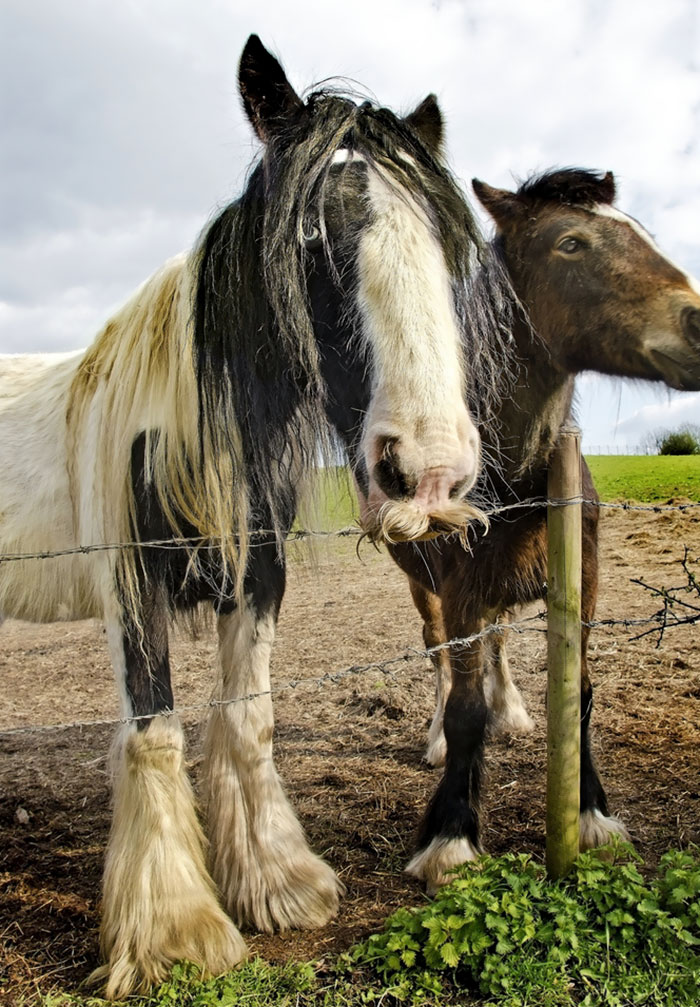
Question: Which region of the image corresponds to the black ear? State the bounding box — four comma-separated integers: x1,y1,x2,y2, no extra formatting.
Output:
599,171,617,205
238,34,307,142
472,179,523,230
405,94,443,153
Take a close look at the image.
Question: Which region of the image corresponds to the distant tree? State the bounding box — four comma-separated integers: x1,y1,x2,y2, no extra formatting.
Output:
651,424,700,456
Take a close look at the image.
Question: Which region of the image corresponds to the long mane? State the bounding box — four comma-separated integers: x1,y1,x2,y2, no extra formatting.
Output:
68,90,513,613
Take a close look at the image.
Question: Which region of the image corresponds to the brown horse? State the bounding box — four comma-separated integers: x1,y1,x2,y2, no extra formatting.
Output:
383,169,700,892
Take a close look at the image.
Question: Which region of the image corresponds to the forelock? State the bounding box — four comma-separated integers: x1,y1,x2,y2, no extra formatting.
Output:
517,168,616,208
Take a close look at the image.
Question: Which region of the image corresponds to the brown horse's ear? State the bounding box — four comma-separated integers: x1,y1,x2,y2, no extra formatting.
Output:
600,171,617,204
472,179,523,230
405,94,443,153
238,34,308,142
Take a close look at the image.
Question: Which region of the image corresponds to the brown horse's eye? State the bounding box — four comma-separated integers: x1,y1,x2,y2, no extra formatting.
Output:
557,236,584,254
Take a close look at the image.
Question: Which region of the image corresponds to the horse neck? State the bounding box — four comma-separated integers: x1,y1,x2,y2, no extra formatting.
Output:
486,309,575,491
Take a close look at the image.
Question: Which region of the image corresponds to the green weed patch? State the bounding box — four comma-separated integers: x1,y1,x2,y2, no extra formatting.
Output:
345,844,700,1005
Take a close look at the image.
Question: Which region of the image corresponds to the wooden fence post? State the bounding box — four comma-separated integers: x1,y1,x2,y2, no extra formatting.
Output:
546,423,582,879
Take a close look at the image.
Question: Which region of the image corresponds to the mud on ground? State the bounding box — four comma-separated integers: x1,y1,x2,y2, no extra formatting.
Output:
1,505,699,1002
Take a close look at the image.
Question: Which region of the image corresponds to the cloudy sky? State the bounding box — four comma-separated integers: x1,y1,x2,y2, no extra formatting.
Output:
1,0,699,450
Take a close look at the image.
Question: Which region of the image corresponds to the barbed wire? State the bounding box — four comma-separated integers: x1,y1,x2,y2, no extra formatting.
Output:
0,497,697,566
0,492,696,741
0,611,547,738
2,595,697,740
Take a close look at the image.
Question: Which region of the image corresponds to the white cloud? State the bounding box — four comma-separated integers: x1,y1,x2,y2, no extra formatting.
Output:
615,392,700,438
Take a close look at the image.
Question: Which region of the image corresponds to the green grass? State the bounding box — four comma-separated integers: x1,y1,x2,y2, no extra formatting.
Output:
28,959,396,1007
585,454,700,502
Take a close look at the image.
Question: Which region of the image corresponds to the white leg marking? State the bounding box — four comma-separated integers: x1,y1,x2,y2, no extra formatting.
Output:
406,836,480,895
424,653,449,767
579,809,630,851
94,718,246,999
485,632,535,736
204,603,342,933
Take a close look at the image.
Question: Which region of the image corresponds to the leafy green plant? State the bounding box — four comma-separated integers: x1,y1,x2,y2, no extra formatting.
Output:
344,844,700,1005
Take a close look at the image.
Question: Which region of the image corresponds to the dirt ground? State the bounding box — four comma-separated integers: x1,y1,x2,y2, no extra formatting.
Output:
1,505,699,1003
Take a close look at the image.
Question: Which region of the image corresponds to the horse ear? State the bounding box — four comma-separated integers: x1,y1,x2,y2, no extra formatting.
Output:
238,34,307,142
600,171,617,204
405,94,443,153
472,179,523,230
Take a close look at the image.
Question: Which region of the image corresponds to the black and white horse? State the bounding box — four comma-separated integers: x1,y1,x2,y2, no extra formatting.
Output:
0,36,510,997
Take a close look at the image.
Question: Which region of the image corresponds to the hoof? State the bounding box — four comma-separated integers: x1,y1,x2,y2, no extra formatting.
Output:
579,809,630,851
406,836,480,896
486,679,535,736
217,846,343,933
92,900,247,999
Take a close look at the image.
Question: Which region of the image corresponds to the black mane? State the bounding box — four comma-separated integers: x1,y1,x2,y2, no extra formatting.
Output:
517,168,616,207
193,89,511,526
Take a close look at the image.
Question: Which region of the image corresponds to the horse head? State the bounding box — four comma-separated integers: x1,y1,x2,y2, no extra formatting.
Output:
473,169,700,392
233,35,492,543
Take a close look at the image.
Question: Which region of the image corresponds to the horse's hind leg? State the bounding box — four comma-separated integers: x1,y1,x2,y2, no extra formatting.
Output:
577,499,629,849
484,612,535,735
407,577,450,766
95,588,245,999
204,545,341,933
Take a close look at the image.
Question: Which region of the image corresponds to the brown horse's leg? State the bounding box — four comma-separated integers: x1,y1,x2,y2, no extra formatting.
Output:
408,577,451,766
406,592,486,893
484,611,535,735
578,498,629,848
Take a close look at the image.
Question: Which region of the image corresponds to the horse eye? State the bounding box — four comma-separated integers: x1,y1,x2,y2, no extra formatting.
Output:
557,236,583,254
303,224,323,251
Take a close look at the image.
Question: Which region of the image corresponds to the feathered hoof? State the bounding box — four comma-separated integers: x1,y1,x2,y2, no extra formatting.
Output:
486,680,535,736
406,836,480,896
579,809,630,851
219,848,343,934
490,702,535,737
423,731,447,768
91,900,247,1000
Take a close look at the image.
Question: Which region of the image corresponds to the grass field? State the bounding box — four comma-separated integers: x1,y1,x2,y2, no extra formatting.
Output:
309,456,700,533
585,454,700,502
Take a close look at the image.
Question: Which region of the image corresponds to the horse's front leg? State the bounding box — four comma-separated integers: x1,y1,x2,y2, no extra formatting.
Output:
204,548,342,933
407,577,451,767
407,604,487,894
95,587,245,1000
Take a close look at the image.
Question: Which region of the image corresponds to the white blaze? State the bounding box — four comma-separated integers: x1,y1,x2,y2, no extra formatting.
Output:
593,204,700,297
357,165,478,498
